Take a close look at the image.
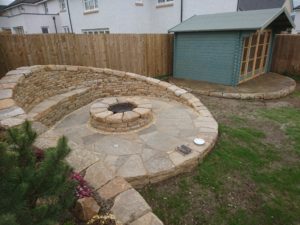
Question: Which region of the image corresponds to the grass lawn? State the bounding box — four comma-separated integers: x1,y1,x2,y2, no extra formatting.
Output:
140,83,300,225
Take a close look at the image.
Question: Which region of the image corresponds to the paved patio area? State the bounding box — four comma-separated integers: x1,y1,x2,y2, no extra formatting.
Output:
170,73,296,100
35,97,218,187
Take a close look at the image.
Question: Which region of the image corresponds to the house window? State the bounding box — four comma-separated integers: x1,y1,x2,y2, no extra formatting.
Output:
18,6,25,13
157,0,174,7
82,28,109,34
158,0,174,4
13,26,24,34
135,0,143,6
0,28,12,34
83,0,99,12
41,27,49,33
59,0,66,11
44,2,48,14
63,26,70,33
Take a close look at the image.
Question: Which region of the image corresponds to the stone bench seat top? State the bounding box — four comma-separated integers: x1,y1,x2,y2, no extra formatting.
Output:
27,88,89,120
0,86,89,129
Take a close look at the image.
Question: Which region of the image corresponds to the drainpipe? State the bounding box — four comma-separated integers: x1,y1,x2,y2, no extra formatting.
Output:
180,0,183,22
236,0,240,11
52,16,57,33
66,0,74,33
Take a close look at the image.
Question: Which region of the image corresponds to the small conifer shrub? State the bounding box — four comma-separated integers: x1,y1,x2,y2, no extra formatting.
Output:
0,121,76,225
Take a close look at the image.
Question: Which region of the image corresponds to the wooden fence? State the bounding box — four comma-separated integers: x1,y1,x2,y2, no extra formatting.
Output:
0,34,173,78
271,34,300,75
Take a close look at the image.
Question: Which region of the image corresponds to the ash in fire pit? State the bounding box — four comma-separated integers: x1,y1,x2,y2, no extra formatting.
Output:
108,102,136,114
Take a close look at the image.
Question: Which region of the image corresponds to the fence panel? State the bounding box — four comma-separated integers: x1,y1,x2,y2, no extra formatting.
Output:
0,33,173,78
271,34,300,75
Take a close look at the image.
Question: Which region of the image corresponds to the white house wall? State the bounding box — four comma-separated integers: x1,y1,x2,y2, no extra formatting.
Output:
0,0,243,34
68,0,152,33
293,10,300,33
0,0,63,34
183,0,238,19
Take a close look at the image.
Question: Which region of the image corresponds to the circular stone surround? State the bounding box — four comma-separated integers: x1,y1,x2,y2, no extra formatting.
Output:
90,97,153,132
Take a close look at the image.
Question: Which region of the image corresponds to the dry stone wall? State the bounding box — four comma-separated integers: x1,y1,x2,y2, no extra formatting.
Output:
0,65,211,129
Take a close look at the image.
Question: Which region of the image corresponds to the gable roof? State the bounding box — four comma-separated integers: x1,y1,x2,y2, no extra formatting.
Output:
4,0,44,10
169,8,295,33
238,0,286,11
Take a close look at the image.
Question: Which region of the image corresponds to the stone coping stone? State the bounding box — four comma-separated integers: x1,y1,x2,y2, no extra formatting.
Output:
130,212,163,225
111,189,152,224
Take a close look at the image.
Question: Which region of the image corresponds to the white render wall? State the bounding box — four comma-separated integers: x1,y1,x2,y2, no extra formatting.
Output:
68,0,238,34
0,0,240,34
293,10,300,33
0,0,63,34
68,0,152,34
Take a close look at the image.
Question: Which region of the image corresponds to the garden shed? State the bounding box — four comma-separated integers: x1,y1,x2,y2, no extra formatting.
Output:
169,8,295,86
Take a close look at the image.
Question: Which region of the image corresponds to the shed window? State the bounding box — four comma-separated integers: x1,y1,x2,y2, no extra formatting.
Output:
239,30,271,83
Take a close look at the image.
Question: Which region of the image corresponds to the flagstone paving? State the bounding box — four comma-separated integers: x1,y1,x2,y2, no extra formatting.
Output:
36,97,218,187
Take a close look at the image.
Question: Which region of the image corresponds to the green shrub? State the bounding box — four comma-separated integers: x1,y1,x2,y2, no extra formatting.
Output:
0,121,76,225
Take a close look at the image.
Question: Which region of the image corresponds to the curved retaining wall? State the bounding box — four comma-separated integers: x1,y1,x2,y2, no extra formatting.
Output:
0,65,214,129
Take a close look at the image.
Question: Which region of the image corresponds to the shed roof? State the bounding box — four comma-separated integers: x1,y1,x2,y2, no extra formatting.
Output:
169,8,295,33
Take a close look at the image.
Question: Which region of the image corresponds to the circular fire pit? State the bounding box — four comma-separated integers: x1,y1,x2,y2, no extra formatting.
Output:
90,97,153,132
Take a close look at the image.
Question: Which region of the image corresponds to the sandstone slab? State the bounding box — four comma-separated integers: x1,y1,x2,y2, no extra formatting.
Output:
111,189,151,224
97,176,132,200
0,99,15,110
130,212,163,225
74,197,100,221
84,160,115,189
0,89,13,100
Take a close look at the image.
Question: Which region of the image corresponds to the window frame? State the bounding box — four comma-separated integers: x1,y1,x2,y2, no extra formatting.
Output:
63,26,70,33
239,30,272,83
43,2,48,14
41,26,49,34
13,26,24,35
59,0,66,11
82,28,110,34
156,0,174,8
83,0,99,13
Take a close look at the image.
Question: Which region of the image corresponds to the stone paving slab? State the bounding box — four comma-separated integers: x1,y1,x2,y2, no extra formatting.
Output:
111,189,152,224
40,97,218,188
130,212,164,225
170,73,296,100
